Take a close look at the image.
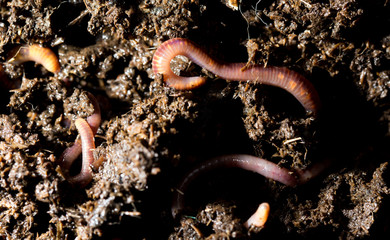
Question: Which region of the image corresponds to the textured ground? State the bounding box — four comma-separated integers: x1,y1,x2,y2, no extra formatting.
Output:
0,0,389,239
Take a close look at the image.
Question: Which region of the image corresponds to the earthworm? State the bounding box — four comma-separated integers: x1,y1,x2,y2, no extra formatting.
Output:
152,38,320,114
59,93,102,187
244,202,270,229
171,154,329,217
8,44,61,74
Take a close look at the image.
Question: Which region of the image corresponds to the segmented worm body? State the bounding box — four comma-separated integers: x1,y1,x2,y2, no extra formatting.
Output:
59,93,101,187
61,118,95,187
8,44,61,74
171,154,330,217
153,38,320,114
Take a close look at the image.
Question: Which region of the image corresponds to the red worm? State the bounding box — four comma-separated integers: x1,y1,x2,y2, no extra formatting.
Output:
8,44,61,74
153,38,320,114
60,118,95,187
59,93,102,187
171,154,330,217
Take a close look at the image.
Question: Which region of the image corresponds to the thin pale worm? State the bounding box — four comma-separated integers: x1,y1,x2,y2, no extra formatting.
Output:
153,38,320,114
75,118,95,185
59,93,102,187
8,44,61,74
171,154,329,217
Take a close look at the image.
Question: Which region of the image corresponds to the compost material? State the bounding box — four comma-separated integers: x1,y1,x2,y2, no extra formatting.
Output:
0,0,389,239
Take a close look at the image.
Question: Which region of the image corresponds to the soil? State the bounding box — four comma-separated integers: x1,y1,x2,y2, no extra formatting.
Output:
0,0,389,239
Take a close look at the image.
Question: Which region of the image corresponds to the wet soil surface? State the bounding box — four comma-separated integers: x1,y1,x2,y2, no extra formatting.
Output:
0,0,390,239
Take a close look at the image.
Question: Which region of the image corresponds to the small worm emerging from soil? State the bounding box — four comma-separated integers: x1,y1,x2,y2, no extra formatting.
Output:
244,202,270,229
152,38,321,114
59,93,102,187
8,44,61,74
172,154,330,217
61,118,95,187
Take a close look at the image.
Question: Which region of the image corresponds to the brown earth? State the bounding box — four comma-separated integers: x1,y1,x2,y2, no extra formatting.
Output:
0,0,389,239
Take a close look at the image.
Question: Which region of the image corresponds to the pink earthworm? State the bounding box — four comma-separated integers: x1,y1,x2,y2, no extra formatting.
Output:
60,118,95,187
7,44,61,74
59,92,101,187
152,38,321,114
171,154,330,217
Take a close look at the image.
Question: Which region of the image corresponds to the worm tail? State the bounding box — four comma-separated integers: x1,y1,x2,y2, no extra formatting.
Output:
8,44,60,74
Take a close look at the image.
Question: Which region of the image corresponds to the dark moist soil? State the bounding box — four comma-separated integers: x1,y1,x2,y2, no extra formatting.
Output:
0,0,389,239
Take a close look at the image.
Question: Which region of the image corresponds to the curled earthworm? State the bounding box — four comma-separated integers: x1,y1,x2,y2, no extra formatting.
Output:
59,92,101,187
152,38,321,114
244,202,270,229
171,154,330,217
8,44,61,74
60,118,95,187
